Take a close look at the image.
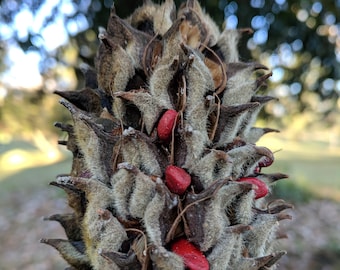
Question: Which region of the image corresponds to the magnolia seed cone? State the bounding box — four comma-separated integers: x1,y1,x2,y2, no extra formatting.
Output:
43,0,292,269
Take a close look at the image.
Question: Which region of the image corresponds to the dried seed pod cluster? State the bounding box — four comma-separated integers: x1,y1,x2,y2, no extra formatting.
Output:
42,1,292,269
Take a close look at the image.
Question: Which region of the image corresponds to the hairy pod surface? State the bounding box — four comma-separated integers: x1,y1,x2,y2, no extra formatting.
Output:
44,1,291,269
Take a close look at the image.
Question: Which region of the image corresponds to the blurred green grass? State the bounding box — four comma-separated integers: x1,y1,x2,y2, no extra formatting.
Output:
0,156,72,198
0,140,71,198
1,136,340,203
258,136,340,202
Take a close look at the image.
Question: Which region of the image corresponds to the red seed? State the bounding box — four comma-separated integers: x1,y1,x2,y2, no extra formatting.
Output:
258,155,274,167
165,165,191,195
237,177,268,199
171,238,209,270
254,166,261,174
157,109,178,141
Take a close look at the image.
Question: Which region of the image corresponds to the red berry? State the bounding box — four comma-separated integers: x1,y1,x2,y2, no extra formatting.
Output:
237,177,268,199
157,109,178,141
254,166,261,173
171,238,209,270
165,165,191,195
258,156,274,167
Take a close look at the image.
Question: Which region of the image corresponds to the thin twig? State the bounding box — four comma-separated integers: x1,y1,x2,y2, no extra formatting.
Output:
209,94,221,141
165,179,228,243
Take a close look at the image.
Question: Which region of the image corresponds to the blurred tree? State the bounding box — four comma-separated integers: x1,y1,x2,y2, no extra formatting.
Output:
0,0,339,135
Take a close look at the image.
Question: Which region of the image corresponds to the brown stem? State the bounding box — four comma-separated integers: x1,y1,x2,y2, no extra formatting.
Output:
165,179,227,243
112,119,124,171
209,94,220,141
142,33,160,77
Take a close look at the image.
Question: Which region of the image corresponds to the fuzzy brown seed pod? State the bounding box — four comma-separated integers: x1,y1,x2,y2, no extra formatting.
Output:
44,1,291,269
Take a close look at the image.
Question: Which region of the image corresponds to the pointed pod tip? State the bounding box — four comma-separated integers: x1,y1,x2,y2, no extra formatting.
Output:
54,122,62,128
43,213,61,222
278,173,289,179
251,95,277,104
239,27,254,35
228,224,252,234
263,127,280,134
268,172,289,182
110,3,116,14
264,250,288,267
54,90,63,95
53,122,73,133
39,238,70,250
59,98,75,112
277,212,292,221
40,238,48,244
213,150,228,161
255,146,274,159
49,181,57,186
256,72,273,88
255,250,287,268
277,250,288,256
253,62,269,70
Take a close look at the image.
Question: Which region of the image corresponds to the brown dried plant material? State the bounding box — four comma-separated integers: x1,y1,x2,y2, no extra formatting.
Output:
142,35,163,77
179,20,201,49
204,54,226,93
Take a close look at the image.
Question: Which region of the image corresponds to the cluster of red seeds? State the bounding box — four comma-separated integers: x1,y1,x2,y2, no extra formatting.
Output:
157,108,272,268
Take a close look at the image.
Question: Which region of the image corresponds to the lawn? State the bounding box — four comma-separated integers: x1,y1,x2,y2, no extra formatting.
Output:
257,135,340,202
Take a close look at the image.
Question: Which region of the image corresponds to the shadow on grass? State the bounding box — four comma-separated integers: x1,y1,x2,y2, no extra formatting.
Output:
0,156,72,198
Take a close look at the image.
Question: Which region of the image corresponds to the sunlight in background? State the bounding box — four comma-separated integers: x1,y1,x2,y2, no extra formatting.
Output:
0,130,65,181
1,45,43,90
6,149,26,165
0,147,64,181
0,0,88,91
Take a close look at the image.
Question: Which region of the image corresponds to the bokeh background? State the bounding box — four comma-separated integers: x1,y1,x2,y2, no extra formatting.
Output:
0,0,340,269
